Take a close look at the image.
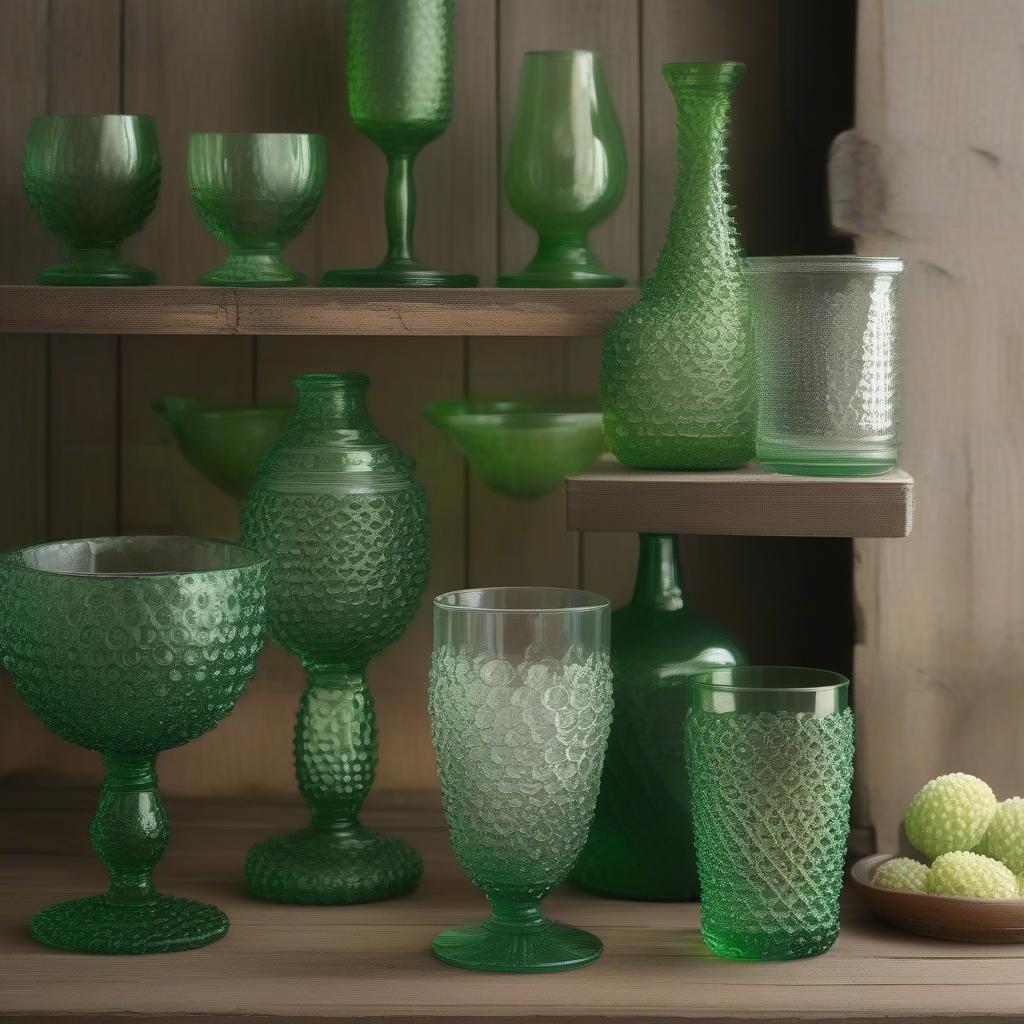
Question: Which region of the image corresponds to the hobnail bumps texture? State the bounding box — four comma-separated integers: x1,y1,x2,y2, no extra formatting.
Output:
601,63,754,470
685,707,854,960
872,857,930,893
904,773,997,861
975,797,1024,873
429,645,613,901
927,851,1019,899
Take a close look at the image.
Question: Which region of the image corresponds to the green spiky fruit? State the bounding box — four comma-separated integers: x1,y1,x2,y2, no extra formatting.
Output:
927,851,1018,899
872,857,929,893
976,797,1024,874
904,773,997,860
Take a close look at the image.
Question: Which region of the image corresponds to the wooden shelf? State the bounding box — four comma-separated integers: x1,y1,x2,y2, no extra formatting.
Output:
567,457,914,537
1,788,1020,1023
0,285,638,336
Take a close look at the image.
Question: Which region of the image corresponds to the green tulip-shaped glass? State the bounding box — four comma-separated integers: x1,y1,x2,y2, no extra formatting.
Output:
189,133,325,286
322,0,476,287
430,588,613,972
242,373,430,904
0,536,268,954
23,114,161,285
499,51,626,288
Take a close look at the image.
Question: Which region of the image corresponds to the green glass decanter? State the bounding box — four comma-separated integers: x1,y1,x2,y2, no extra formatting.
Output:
571,534,746,900
241,373,430,904
601,62,755,469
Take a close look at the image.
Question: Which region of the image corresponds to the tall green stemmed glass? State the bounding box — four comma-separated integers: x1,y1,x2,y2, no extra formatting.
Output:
0,536,268,954
23,114,161,285
322,0,476,287
429,588,613,972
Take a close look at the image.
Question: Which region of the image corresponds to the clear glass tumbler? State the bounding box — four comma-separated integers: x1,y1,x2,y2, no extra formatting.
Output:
748,255,903,476
429,587,613,972
685,667,854,960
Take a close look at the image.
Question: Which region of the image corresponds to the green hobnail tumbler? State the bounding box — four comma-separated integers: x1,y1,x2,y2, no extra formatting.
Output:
0,536,268,954
499,50,627,288
685,667,854,960
570,534,746,900
23,114,161,285
601,62,755,468
241,373,430,904
322,0,476,287
429,588,613,972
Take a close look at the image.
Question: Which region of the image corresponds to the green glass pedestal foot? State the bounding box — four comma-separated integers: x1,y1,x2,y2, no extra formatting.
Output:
432,917,602,973
198,254,304,288
497,267,625,289
245,824,423,905
37,258,156,286
30,893,228,955
321,263,477,288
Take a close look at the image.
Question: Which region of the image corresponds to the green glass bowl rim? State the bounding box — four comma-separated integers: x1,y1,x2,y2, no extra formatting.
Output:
434,586,610,615
689,665,850,694
0,535,268,579
188,131,326,142
422,396,602,428
523,49,602,58
746,255,904,274
30,113,156,124
152,397,295,419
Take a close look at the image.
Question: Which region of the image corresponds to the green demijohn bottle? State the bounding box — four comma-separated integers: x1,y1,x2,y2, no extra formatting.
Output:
571,533,746,900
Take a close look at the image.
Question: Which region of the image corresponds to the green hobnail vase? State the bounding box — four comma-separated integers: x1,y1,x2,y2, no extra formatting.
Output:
241,373,430,904
0,536,267,954
570,534,746,900
601,62,755,469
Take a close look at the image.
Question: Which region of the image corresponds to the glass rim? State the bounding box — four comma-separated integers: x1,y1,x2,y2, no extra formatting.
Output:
1,535,267,579
745,255,904,274
152,397,293,418
434,586,610,614
290,371,369,390
689,665,850,695
30,113,155,123
523,49,600,59
187,131,325,142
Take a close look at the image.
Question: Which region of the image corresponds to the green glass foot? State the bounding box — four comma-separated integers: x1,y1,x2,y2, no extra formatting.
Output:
245,824,423,904
30,893,228,954
37,260,156,286
497,268,625,288
431,918,602,973
756,442,897,477
321,262,477,288
198,253,304,287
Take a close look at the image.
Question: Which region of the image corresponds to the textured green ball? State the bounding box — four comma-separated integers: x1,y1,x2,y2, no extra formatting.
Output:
976,797,1024,874
927,851,1018,899
904,773,996,860
872,857,929,893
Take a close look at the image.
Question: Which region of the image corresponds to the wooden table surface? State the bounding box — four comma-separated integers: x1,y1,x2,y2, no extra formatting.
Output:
1,788,1022,1023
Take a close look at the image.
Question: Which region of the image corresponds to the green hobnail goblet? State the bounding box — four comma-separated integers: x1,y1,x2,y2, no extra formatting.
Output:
321,0,477,287
0,536,268,954
189,133,325,287
23,114,161,285
429,588,613,972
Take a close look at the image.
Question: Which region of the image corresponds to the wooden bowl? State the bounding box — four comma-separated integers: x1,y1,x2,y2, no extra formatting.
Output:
851,853,1024,942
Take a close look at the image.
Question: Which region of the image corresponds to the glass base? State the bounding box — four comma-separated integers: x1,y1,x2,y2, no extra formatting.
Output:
199,253,304,287
321,261,477,288
37,259,156,286
498,268,626,288
245,823,423,904
702,926,838,961
757,440,897,477
431,918,602,973
29,893,228,954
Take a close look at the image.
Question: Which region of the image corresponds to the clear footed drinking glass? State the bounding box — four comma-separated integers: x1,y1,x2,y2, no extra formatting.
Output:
0,536,267,954
499,51,626,288
748,256,904,476
685,667,854,960
429,588,612,972
188,133,325,286
23,114,161,285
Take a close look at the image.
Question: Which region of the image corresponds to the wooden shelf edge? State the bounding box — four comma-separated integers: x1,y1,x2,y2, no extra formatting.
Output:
0,285,639,336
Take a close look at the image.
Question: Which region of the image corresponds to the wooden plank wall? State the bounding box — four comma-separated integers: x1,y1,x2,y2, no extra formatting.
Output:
0,0,855,798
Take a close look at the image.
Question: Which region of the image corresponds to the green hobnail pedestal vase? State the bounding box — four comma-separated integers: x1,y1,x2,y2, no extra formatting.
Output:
570,534,746,900
241,373,430,904
601,62,755,468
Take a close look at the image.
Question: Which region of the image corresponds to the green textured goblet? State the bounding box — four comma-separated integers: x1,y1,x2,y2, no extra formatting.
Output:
189,133,325,286
685,667,854,960
242,373,430,904
0,536,268,954
499,51,626,288
429,588,613,972
23,114,161,285
322,0,476,287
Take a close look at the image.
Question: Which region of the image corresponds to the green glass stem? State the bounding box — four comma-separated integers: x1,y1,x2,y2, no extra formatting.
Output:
383,153,416,265
503,234,623,287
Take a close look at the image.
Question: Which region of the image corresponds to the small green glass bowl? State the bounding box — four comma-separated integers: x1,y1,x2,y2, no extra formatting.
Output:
153,398,293,500
423,397,605,500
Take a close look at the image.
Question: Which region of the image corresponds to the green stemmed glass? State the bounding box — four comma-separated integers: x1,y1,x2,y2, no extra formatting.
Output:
429,588,613,972
189,133,325,286
685,667,854,960
322,0,476,287
0,536,268,954
23,114,161,285
499,51,626,288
